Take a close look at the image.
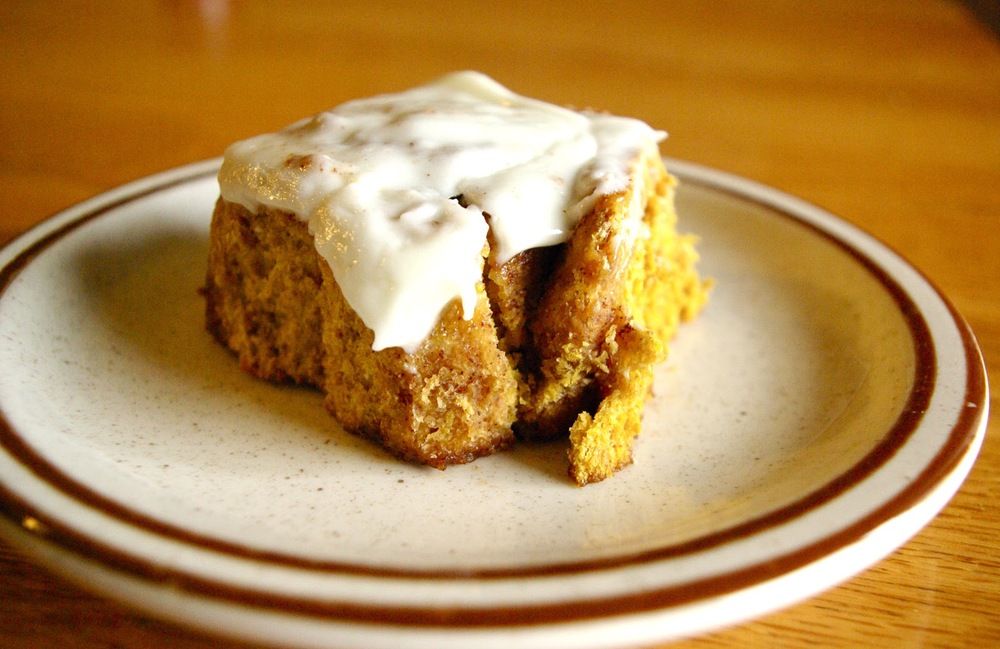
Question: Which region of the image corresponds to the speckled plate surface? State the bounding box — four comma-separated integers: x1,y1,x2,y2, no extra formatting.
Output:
0,159,988,649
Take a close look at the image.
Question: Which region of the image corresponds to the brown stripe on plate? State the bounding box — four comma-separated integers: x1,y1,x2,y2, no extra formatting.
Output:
0,163,988,626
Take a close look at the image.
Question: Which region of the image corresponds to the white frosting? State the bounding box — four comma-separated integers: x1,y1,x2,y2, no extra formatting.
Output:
218,71,664,352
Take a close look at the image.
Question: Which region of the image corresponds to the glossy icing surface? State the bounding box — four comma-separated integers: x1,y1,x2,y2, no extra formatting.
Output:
219,71,663,351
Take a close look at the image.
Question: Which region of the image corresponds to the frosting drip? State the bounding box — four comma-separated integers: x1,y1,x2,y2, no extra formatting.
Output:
218,71,664,351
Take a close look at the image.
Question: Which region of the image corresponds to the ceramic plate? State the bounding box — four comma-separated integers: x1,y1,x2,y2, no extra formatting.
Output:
0,159,988,649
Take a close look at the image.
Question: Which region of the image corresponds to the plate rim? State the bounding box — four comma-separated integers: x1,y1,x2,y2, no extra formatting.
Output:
0,158,989,641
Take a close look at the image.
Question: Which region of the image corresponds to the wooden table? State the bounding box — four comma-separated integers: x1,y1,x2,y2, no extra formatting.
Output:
1,1,997,647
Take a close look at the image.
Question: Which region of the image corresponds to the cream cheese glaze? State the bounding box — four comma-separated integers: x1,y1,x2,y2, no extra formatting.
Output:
218,71,665,352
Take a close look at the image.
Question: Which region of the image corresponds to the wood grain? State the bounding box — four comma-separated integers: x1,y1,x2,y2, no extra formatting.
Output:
1,1,997,647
